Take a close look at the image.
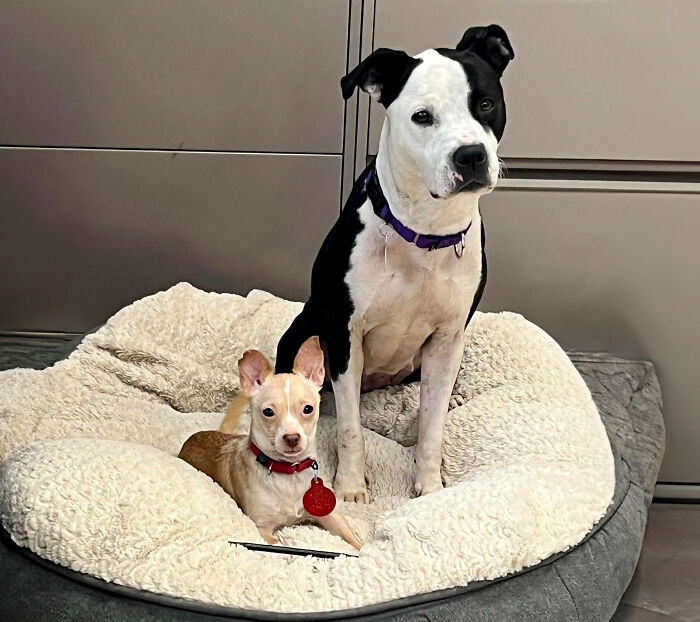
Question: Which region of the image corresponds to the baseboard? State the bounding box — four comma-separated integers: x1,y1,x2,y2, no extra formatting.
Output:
654,483,700,502
0,330,80,340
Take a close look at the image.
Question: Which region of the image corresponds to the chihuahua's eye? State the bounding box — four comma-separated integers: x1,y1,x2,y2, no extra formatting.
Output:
411,109,434,126
262,408,274,418
479,98,494,112
303,404,314,415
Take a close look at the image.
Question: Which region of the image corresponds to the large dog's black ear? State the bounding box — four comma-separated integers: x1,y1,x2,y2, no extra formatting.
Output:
341,48,421,108
456,25,514,75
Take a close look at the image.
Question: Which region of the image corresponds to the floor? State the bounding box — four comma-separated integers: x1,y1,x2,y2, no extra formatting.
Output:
1,335,699,622
612,504,700,622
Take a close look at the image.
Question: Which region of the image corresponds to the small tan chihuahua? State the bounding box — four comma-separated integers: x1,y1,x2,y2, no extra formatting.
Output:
179,337,361,549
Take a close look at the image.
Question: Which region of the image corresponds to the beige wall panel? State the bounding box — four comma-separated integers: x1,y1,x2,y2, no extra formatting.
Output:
479,188,700,482
0,0,347,152
368,0,700,161
0,149,340,331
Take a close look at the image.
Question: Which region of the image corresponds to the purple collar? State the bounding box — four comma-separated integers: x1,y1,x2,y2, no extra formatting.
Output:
364,167,471,256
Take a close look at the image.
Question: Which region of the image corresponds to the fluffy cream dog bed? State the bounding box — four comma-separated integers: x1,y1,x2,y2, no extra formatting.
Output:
0,283,614,614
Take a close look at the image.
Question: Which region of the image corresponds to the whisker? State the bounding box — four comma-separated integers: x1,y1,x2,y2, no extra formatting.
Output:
497,157,508,178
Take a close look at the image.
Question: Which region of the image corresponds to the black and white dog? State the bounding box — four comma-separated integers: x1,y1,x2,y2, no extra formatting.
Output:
276,25,514,502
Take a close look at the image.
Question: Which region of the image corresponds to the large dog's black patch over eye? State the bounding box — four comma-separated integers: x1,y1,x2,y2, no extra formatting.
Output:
262,408,274,417
411,110,434,126
479,98,494,112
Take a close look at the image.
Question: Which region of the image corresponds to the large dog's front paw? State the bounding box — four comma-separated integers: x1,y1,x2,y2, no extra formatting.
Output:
334,472,369,504
414,471,444,497
449,394,465,409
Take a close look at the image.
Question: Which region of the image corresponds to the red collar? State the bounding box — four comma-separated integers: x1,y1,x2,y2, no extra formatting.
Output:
250,442,316,474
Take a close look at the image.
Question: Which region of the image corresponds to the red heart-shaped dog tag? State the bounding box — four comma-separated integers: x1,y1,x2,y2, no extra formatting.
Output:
303,477,336,517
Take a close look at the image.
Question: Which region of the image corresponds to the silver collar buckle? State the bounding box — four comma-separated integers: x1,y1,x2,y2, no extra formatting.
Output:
454,232,466,259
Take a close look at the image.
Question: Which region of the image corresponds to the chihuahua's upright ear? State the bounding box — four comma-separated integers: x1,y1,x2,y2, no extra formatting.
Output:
456,24,514,76
238,349,272,396
341,48,421,108
293,336,325,389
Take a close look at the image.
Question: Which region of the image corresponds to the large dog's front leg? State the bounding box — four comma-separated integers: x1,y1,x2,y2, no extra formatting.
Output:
415,326,464,496
331,330,369,503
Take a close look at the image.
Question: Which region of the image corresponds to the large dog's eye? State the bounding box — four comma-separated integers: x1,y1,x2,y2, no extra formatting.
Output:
262,408,274,418
303,404,314,415
411,109,434,126
479,98,494,112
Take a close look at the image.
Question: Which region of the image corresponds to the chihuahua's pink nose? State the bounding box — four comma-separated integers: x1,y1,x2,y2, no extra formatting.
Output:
283,434,301,448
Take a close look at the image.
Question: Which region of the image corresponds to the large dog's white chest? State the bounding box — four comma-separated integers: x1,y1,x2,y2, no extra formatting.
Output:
345,201,482,389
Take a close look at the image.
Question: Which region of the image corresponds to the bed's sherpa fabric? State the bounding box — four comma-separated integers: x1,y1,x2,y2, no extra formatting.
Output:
0,354,664,622
0,283,616,614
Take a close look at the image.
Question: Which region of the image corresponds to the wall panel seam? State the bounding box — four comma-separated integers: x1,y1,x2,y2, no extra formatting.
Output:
505,157,700,169
339,0,353,212
496,179,700,194
351,0,366,184
364,0,377,166
0,146,341,158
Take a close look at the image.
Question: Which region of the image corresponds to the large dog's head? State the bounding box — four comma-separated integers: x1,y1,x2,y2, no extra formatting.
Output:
342,25,514,200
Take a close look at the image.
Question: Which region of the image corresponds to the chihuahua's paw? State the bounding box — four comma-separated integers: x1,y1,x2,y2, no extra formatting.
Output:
258,529,280,545
414,473,443,497
334,476,369,504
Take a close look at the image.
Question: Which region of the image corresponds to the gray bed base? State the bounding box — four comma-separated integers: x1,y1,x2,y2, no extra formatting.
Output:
0,351,664,622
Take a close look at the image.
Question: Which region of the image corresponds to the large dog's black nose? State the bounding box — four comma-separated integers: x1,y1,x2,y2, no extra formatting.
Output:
452,144,488,176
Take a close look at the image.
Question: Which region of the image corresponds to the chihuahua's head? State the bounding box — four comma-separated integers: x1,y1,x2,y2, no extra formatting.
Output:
238,336,324,461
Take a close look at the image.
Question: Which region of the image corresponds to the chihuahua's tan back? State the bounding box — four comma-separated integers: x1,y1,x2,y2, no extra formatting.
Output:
178,431,247,500
219,393,249,434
